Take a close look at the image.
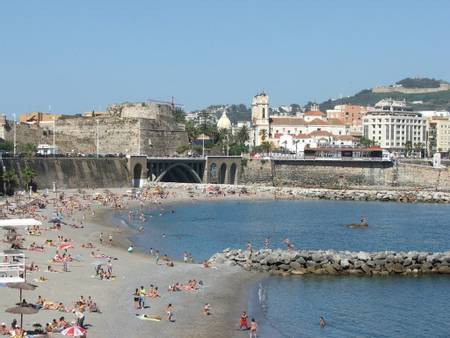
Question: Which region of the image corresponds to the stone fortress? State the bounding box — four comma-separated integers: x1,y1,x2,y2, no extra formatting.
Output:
1,102,188,156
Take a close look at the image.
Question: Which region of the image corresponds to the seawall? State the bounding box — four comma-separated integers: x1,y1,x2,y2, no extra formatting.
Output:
210,249,450,276
240,159,450,191
2,158,130,190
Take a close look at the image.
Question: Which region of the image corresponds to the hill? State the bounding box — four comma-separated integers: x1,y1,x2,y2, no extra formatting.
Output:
320,78,450,112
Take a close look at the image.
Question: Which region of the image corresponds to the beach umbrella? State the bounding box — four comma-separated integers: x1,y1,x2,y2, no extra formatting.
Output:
5,305,39,328
5,305,39,315
58,243,74,250
7,282,37,291
61,325,86,337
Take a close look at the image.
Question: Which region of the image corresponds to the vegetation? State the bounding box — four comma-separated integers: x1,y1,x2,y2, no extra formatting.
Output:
1,169,17,195
320,88,450,112
18,143,37,157
396,77,445,88
173,107,186,124
0,140,14,152
22,166,37,190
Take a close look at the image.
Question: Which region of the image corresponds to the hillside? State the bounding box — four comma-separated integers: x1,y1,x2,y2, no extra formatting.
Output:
320,78,450,112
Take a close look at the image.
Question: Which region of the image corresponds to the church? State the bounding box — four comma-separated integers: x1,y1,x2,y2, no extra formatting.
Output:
250,92,357,153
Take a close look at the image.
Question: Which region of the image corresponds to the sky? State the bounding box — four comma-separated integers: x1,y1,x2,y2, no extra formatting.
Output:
0,0,449,116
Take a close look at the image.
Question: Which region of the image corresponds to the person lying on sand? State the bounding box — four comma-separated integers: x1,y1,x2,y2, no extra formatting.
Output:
81,242,94,248
47,265,62,273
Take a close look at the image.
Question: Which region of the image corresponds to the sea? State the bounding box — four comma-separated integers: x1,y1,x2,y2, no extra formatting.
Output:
115,200,450,338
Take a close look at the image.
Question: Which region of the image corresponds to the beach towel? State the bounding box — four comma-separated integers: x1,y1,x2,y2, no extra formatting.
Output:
136,314,161,321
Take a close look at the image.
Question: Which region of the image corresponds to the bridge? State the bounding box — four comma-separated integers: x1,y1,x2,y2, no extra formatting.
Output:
128,156,242,187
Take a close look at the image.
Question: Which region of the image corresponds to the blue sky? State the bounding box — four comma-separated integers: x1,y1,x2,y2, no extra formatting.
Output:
0,0,449,116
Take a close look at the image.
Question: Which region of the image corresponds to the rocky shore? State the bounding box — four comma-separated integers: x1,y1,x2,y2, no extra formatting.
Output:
210,249,450,276
148,182,450,204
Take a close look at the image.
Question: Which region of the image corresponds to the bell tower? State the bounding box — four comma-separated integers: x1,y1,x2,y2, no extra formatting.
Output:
251,92,270,146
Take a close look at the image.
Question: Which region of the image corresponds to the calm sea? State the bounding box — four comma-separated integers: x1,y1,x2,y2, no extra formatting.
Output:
116,200,450,337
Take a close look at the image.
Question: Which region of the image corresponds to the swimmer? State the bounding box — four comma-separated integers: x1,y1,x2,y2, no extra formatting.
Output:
320,316,326,328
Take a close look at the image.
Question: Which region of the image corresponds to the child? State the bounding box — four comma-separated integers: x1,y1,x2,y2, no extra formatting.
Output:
250,318,257,338
203,303,210,316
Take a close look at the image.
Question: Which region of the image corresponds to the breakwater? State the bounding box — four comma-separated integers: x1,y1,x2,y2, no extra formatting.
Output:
148,182,450,203
210,249,450,276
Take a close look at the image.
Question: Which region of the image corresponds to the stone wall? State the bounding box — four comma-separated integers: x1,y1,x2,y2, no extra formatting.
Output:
2,115,188,156
2,158,130,190
239,159,450,191
272,160,393,188
239,158,273,184
210,248,450,276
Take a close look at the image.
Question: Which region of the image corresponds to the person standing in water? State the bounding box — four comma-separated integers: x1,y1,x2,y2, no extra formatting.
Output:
249,318,257,338
320,316,326,328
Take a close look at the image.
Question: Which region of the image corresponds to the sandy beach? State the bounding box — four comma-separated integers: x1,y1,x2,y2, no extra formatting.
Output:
0,186,265,338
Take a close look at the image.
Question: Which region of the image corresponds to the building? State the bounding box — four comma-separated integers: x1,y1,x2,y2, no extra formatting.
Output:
217,111,232,130
37,144,58,155
19,112,62,126
363,99,426,152
251,92,270,146
427,116,450,154
326,104,372,134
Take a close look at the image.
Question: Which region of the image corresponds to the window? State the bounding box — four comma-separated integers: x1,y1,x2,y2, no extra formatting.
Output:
262,108,266,119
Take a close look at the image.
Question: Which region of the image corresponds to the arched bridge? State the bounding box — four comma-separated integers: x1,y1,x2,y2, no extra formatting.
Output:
128,156,241,187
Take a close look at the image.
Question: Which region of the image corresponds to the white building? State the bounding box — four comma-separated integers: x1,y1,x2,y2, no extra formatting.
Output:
363,99,426,151
37,144,58,155
276,131,357,154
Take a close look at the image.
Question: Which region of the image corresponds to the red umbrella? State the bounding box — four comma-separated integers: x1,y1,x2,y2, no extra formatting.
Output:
58,243,74,250
61,325,86,337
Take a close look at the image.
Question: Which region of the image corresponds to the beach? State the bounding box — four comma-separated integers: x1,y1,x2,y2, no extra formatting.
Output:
0,186,264,338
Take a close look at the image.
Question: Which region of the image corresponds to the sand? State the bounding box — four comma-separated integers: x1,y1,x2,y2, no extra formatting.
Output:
0,187,265,338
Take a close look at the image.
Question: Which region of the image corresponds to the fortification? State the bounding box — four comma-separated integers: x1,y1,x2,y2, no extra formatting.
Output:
2,102,188,156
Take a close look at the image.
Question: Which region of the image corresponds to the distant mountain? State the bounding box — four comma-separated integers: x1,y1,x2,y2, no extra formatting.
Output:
320,77,450,112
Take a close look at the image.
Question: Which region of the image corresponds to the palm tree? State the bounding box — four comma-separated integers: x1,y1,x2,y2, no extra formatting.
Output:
236,126,249,146
1,170,18,196
259,129,268,142
22,166,37,190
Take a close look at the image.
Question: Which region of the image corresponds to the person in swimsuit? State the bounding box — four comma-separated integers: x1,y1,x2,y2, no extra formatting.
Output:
239,311,249,330
250,318,257,337
133,288,139,309
320,316,326,328
203,303,210,316
166,304,174,322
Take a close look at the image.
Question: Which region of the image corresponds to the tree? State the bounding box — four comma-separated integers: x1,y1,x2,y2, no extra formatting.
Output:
22,166,37,190
1,169,17,196
360,137,376,147
0,140,14,152
18,143,37,158
404,141,413,156
259,129,268,142
173,107,186,124
235,125,250,146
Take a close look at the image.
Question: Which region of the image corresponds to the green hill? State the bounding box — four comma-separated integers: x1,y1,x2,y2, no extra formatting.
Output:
320,87,450,112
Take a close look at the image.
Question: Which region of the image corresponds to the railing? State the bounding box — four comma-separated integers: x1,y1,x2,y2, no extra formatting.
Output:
0,252,25,283
255,153,391,162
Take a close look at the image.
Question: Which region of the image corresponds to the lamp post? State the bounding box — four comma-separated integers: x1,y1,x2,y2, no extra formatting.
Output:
13,113,16,157
96,119,99,158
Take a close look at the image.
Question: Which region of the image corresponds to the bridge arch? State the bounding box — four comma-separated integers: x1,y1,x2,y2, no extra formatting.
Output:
155,163,202,183
133,163,143,187
229,163,237,185
218,163,227,184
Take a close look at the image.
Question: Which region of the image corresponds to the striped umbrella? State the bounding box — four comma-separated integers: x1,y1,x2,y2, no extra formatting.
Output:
61,325,86,337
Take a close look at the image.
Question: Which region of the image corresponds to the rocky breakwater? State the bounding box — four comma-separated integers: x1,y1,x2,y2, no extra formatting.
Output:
209,249,450,276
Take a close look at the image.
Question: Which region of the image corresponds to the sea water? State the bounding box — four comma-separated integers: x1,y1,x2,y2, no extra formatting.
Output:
116,200,450,337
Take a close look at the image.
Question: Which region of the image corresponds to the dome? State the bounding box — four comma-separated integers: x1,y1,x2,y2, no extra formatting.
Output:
217,111,232,130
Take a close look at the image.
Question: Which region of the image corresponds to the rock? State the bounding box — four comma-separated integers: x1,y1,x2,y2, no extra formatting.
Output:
438,266,450,274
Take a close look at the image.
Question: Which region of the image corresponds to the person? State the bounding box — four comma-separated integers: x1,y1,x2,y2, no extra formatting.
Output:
108,233,112,246
239,311,249,330
127,245,134,253
0,323,8,335
203,303,210,316
107,260,113,274
183,252,188,263
99,232,103,245
250,318,257,338
320,316,326,328
133,289,140,309
166,304,174,322
155,250,160,265
139,286,146,309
